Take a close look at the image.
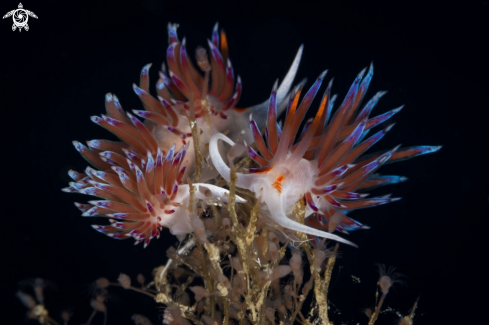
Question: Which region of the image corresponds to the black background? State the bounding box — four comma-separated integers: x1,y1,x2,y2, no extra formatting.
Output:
2,0,488,324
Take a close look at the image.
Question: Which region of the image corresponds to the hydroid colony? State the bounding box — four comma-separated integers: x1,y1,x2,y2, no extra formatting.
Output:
20,23,440,324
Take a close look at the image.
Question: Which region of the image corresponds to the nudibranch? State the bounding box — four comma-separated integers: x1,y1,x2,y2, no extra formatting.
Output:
210,65,441,246
132,23,303,180
64,138,246,247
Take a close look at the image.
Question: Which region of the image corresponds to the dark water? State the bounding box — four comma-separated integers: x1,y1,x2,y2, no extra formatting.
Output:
2,0,487,324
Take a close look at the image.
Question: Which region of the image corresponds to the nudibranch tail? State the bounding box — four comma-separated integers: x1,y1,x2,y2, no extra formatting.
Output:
238,45,304,129
264,191,357,247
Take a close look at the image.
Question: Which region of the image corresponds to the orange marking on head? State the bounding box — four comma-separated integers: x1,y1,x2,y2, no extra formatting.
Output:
272,175,285,193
